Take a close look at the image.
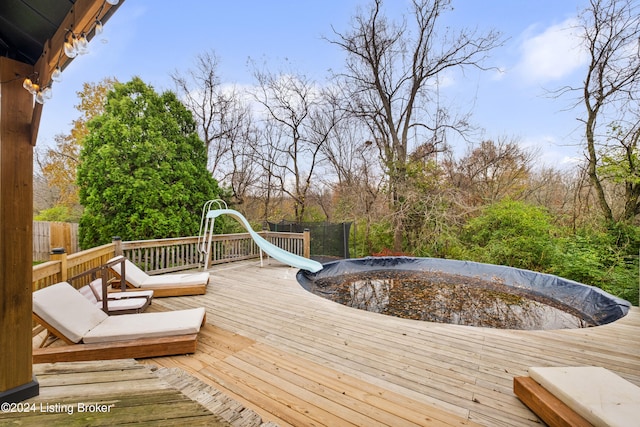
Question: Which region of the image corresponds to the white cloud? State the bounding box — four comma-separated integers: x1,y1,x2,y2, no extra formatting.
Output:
515,18,589,84
520,134,582,169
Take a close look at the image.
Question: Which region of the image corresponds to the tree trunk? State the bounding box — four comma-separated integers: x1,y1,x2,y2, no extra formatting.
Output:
585,108,614,222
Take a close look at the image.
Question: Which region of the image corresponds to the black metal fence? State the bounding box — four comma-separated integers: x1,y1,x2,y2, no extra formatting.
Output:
268,221,352,260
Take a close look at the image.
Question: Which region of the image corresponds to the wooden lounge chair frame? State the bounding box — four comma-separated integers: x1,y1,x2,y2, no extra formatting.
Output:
107,256,208,297
513,376,593,427
32,309,205,364
32,280,206,364
68,263,152,315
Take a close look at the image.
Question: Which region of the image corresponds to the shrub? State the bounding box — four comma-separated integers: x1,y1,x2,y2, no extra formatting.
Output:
462,199,557,271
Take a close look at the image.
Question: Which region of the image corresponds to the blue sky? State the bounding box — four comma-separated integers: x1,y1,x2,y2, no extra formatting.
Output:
38,0,591,168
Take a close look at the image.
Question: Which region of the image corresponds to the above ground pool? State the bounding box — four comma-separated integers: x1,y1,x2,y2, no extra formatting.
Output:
297,257,631,330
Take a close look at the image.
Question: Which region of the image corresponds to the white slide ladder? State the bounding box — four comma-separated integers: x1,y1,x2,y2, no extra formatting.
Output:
198,199,227,270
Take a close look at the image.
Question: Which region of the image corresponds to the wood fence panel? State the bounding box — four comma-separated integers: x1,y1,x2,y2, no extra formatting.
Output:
32,221,79,261
33,221,50,261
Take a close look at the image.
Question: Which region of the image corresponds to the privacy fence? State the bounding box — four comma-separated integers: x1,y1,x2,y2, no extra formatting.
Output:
33,221,79,261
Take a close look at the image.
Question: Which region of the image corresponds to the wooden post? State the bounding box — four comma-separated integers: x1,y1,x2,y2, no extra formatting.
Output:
0,57,39,402
113,236,123,256
303,229,311,259
50,248,68,282
50,222,72,255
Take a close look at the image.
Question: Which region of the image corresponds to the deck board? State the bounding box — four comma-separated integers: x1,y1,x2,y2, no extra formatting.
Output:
143,260,640,426
1,359,231,426
22,259,639,426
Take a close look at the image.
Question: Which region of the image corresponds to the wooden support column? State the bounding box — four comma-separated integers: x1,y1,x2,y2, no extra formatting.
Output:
0,57,39,402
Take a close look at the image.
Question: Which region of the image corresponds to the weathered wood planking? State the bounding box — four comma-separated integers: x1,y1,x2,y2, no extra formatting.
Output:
0,359,231,426
148,260,640,427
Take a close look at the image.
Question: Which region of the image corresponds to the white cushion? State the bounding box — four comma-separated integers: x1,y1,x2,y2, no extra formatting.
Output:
88,278,105,301
83,307,206,343
97,298,149,312
109,256,209,288
33,282,108,343
79,285,98,304
142,272,210,287
108,290,154,299
529,366,640,427
109,256,148,288
82,282,151,312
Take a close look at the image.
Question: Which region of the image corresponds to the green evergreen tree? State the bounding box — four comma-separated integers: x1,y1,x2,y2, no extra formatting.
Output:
77,77,220,248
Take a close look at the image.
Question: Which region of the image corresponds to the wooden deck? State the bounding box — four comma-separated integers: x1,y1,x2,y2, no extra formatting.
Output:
1,359,232,426
140,260,640,427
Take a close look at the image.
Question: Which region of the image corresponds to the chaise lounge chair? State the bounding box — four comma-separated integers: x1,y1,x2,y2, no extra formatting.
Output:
32,282,206,363
107,255,209,297
68,261,153,314
79,278,153,315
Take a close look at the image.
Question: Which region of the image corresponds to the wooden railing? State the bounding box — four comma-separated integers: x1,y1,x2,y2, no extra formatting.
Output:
32,243,117,291
32,230,310,291
116,236,202,274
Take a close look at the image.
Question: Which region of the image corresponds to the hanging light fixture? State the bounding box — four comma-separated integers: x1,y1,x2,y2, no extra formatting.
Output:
76,33,89,55
94,19,104,35
51,66,63,82
63,33,78,58
41,86,53,101
22,77,34,93
22,0,120,104
35,90,45,105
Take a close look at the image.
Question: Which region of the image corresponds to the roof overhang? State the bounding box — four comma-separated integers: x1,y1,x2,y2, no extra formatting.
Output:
0,0,124,144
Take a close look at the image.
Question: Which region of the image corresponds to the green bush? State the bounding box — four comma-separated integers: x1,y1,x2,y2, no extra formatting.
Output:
462,199,557,271
552,226,639,306
35,205,80,222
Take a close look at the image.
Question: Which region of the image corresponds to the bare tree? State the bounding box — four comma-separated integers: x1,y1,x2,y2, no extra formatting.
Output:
450,138,537,205
319,116,386,250
224,106,260,206
329,0,503,251
254,118,288,220
252,67,337,222
172,50,246,178
575,0,640,222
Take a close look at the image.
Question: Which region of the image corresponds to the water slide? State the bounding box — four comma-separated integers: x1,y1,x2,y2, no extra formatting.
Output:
199,203,323,273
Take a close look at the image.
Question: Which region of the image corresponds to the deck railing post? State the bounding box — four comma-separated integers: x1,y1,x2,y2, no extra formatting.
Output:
113,236,122,257
303,228,311,259
50,248,67,282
